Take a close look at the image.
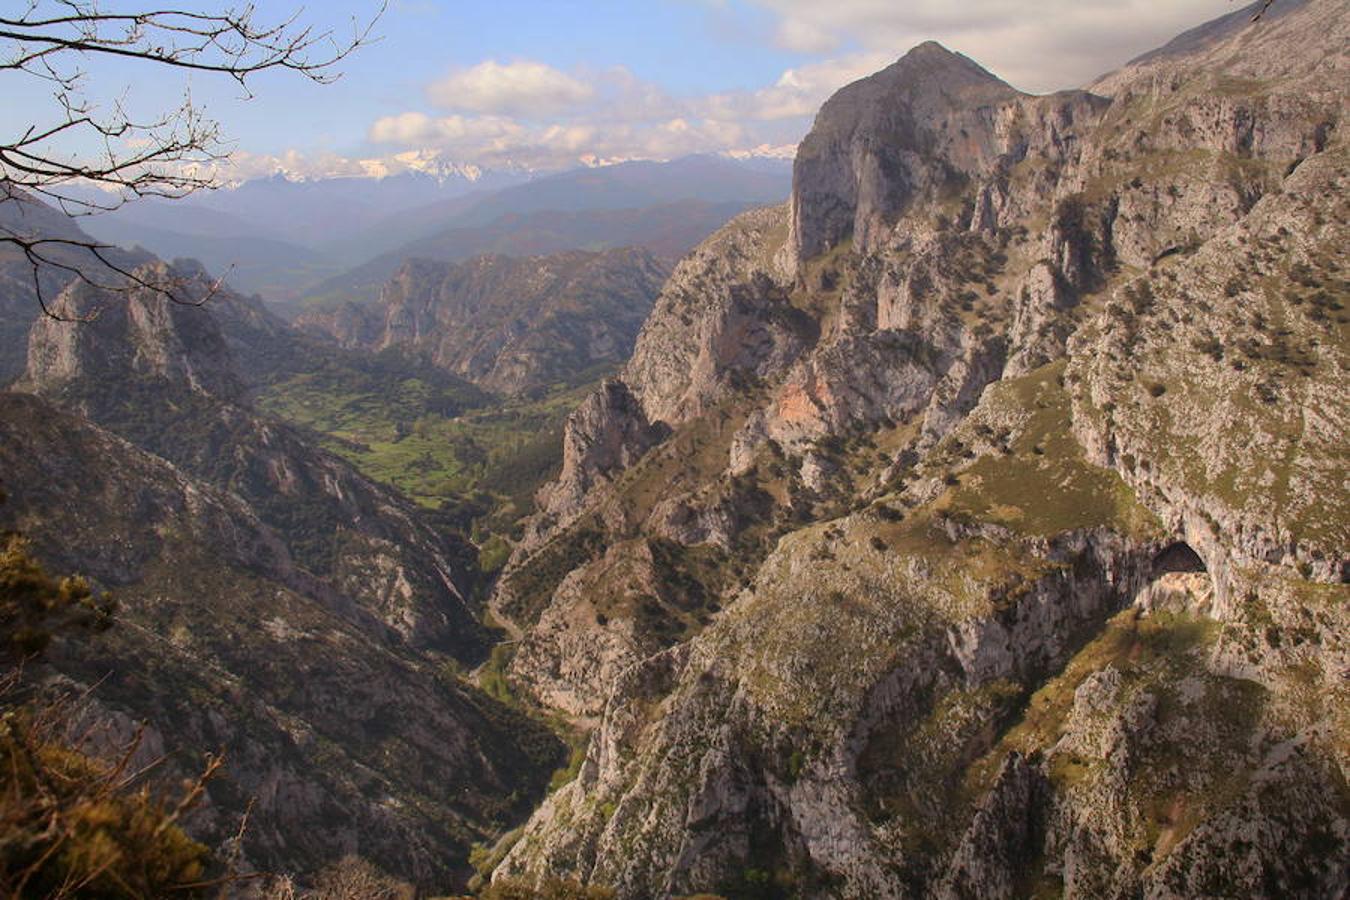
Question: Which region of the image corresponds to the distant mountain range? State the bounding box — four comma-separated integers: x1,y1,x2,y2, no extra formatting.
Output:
78,154,792,307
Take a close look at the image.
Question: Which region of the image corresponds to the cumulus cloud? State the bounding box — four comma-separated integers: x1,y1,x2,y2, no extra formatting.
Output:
359,1,1235,171
365,49,890,170
427,60,595,116
739,0,1232,92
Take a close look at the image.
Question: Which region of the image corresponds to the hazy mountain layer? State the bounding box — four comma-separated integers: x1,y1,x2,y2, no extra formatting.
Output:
297,199,764,315
299,247,669,395
80,156,790,307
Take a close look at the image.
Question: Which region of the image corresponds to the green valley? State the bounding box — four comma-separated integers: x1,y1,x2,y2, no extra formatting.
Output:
259,360,610,551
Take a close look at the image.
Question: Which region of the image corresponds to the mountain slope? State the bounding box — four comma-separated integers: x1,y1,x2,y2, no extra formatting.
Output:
482,3,1348,896
298,247,670,395
0,391,560,888
22,267,493,655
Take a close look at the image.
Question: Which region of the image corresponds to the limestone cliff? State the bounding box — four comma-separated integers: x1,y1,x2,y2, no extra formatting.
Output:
298,248,670,395
489,2,1349,896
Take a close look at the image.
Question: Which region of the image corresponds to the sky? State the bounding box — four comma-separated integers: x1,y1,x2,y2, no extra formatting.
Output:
3,0,1253,181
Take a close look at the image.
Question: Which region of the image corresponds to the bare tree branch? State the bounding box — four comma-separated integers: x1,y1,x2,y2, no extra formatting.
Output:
1,1,383,318
0,200,227,320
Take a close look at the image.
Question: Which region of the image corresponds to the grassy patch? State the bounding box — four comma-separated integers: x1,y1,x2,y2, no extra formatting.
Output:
260,363,606,543
944,361,1161,539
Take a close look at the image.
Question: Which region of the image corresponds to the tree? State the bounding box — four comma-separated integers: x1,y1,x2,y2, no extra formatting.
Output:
0,1,383,318
0,529,113,659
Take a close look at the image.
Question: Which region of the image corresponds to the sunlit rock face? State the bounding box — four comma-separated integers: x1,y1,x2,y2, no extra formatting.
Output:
491,2,1349,896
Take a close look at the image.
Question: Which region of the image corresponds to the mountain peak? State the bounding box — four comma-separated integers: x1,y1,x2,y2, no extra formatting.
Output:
879,39,1007,87
900,39,961,62
789,42,1028,261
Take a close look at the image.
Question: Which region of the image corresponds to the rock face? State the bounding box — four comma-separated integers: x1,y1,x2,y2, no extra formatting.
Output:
21,267,489,656
0,190,153,382
298,248,670,394
534,379,670,528
788,42,1109,266
26,262,245,401
488,2,1349,896
1,239,575,886
292,296,383,348
0,391,560,888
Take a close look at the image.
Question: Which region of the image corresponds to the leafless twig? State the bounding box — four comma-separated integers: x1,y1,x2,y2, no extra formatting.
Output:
1,1,384,318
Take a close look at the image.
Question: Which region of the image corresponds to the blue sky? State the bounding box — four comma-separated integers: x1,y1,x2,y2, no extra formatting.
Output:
3,0,1241,180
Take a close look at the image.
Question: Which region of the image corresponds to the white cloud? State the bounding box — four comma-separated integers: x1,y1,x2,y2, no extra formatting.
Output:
364,49,891,169
738,0,1234,92
369,111,524,147
367,108,757,171
774,17,841,54
699,52,893,121
214,149,371,181
356,1,1240,171
427,60,595,117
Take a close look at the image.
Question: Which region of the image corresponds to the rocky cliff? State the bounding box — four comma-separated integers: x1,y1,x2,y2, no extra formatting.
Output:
1,235,577,887
22,267,490,656
0,189,153,382
0,391,560,887
298,247,670,395
487,2,1348,896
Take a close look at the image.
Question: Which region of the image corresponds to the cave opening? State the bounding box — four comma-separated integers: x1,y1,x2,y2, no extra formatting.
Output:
1151,541,1207,575
1139,541,1212,613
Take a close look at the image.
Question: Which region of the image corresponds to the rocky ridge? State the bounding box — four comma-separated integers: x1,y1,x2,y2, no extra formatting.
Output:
298,247,670,395
487,2,1348,896
2,227,573,886
21,264,490,655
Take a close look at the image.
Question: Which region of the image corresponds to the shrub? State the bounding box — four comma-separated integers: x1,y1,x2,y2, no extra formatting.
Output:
1190,336,1224,361
0,534,114,659
303,855,414,899
0,691,217,898
0,531,231,898
874,505,904,523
